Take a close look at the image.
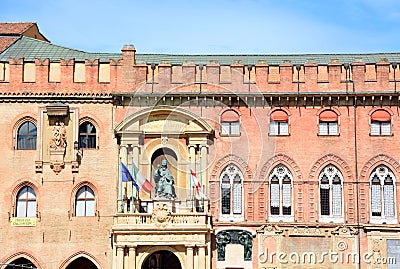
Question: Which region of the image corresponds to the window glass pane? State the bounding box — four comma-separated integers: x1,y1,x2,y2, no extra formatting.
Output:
85,187,95,199
230,122,240,135
270,122,278,135
384,185,395,217
76,187,86,199
371,185,381,216
76,200,85,216
16,200,27,217
221,183,231,214
381,122,391,135
221,122,230,135
319,122,328,135
86,200,95,216
280,122,289,135
320,187,330,215
27,187,36,199
282,184,291,215
329,122,339,135
27,200,36,217
332,184,342,216
233,183,242,214
370,122,380,135
270,184,279,208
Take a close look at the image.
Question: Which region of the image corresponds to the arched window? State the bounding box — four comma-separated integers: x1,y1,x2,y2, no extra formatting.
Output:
269,110,289,135
269,165,293,221
319,165,343,222
220,164,244,221
370,165,396,222
75,186,95,216
17,121,37,150
370,110,391,135
16,186,37,218
220,110,240,136
78,121,97,149
318,110,339,135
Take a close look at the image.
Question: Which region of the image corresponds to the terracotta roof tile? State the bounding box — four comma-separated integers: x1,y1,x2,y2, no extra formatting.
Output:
0,22,35,35
0,37,18,52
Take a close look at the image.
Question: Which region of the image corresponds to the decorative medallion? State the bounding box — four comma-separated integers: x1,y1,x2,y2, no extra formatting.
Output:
151,203,171,227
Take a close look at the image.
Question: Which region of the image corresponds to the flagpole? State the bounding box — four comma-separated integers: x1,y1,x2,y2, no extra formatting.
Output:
131,161,135,213
119,158,123,213
189,156,193,212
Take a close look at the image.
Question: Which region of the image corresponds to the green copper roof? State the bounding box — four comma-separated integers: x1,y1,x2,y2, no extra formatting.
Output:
1,36,400,65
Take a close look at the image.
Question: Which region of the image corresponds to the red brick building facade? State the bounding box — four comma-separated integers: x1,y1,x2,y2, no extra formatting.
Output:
1,23,400,269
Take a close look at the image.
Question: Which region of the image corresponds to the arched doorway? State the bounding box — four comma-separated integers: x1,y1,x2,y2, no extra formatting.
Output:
142,250,181,269
5,258,37,268
65,257,98,269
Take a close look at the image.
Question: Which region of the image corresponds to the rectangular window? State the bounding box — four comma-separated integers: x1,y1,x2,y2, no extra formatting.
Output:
221,183,231,214
23,62,36,82
270,122,289,135
319,122,338,135
99,63,110,83
49,62,61,82
221,122,240,136
0,62,10,82
74,62,86,82
320,186,330,215
371,121,391,135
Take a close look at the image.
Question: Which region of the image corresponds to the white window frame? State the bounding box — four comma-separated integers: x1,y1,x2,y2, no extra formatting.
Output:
370,165,397,224
370,121,391,136
318,165,344,223
75,186,96,217
319,121,339,135
268,165,294,222
269,121,289,135
219,164,244,222
16,186,37,218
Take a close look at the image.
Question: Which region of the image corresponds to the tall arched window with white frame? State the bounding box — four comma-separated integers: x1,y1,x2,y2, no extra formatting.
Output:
268,165,293,222
220,164,244,221
319,164,344,222
370,165,396,224
16,186,37,218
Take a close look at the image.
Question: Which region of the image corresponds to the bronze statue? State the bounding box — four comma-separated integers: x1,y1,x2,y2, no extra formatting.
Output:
153,159,176,199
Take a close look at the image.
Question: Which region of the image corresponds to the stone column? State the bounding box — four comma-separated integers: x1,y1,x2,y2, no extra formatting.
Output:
128,245,136,269
198,245,206,269
116,245,125,269
186,246,194,269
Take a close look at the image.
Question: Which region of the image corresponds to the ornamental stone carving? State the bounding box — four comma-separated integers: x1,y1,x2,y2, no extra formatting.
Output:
151,203,171,227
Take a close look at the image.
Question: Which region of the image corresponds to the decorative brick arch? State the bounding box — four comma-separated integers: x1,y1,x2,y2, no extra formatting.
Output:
59,250,103,269
69,178,99,218
309,153,352,183
1,250,46,269
210,154,253,182
209,154,253,218
359,154,400,183
259,153,302,182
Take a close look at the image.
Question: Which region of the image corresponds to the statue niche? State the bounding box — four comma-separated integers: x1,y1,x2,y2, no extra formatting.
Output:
153,159,176,199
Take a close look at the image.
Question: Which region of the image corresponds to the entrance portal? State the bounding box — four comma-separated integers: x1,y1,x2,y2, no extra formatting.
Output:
142,250,181,269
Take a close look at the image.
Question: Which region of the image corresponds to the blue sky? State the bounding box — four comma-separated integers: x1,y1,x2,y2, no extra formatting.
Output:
2,0,400,54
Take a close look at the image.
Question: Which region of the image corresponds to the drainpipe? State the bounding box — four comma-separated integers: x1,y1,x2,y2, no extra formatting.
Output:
392,62,397,92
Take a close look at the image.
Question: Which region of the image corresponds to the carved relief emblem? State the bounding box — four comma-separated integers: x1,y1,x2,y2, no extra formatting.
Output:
152,203,171,227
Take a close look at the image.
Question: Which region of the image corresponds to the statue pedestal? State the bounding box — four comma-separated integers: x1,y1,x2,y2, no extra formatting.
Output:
49,148,65,174
150,198,176,213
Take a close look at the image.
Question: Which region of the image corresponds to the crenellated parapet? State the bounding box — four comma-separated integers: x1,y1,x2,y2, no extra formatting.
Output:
1,42,399,95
